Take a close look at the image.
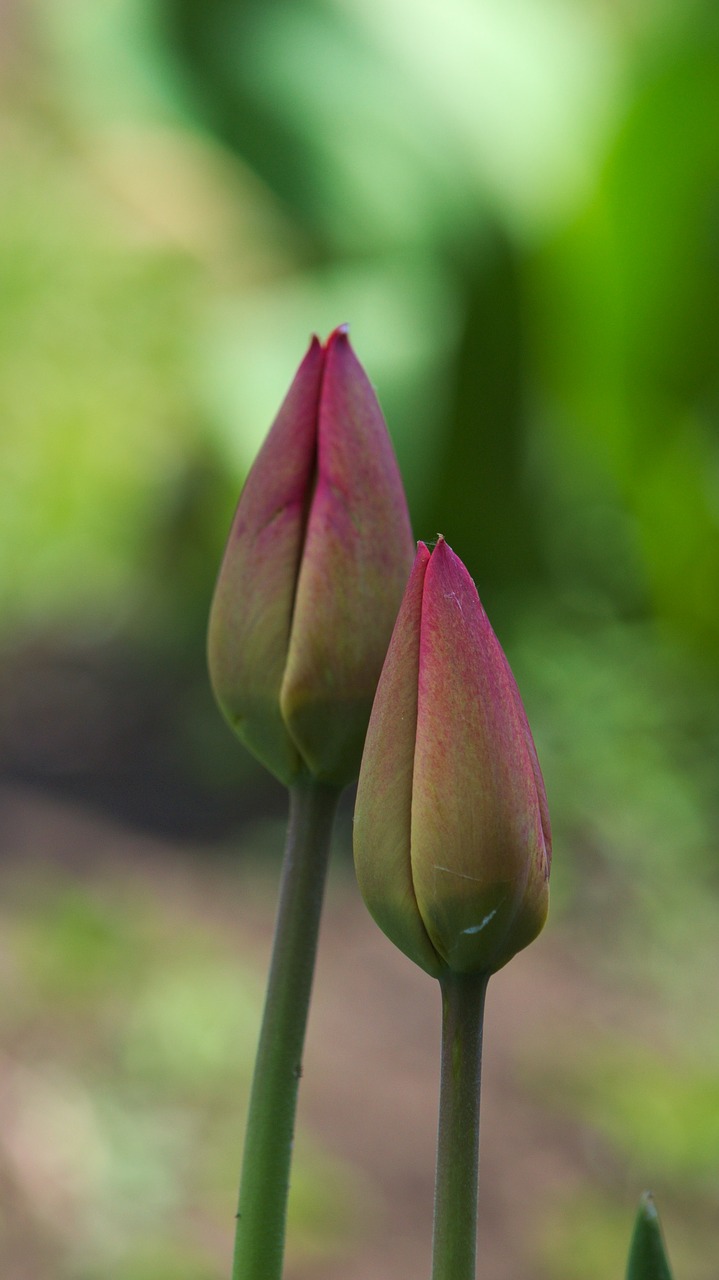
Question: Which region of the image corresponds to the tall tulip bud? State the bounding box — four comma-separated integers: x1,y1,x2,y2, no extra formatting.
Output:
208,327,414,788
354,537,551,977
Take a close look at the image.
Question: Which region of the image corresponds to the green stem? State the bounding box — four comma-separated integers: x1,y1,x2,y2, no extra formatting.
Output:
431,971,489,1280
232,781,340,1280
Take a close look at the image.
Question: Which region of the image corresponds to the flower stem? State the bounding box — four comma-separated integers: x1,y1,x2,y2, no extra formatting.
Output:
232,780,340,1280
431,971,489,1280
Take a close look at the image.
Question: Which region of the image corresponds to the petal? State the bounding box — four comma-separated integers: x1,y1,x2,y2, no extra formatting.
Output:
495,642,552,876
410,539,549,973
207,336,324,784
282,327,415,785
354,544,443,976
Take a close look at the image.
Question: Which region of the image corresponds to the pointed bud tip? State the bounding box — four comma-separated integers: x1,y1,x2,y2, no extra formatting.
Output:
324,323,351,348
429,536,464,576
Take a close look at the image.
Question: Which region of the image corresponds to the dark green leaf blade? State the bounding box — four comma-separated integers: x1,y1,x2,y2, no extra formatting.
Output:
626,1192,674,1280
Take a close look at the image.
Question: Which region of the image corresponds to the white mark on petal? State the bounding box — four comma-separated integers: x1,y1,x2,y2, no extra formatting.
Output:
462,909,498,935
433,864,482,884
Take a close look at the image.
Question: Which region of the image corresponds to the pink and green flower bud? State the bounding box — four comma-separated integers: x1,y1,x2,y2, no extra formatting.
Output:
354,537,551,977
207,327,414,788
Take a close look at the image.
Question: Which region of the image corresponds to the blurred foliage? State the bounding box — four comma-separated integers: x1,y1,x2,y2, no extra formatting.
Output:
4,0,719,666
555,1040,719,1186
527,938,719,1280
1,0,719,1276
0,864,359,1278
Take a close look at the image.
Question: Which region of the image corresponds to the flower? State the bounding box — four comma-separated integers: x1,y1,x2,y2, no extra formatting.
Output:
208,326,415,788
354,537,551,976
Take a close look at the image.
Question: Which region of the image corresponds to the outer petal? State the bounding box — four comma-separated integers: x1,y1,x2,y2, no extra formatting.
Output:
495,644,552,874
207,337,323,784
281,327,415,785
354,544,443,977
410,539,549,974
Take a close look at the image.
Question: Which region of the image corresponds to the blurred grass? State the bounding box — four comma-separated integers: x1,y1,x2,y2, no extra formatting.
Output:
1,0,718,1275
0,864,359,1278
534,1036,719,1280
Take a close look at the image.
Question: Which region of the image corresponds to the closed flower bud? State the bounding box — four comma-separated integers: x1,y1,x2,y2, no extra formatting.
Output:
208,326,414,788
354,537,551,977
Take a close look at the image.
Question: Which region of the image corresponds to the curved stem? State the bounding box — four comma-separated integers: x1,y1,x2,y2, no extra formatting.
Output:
431,971,489,1280
232,781,340,1280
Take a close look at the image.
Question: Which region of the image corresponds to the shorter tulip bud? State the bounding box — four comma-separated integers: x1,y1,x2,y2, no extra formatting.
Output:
208,327,414,788
354,538,551,977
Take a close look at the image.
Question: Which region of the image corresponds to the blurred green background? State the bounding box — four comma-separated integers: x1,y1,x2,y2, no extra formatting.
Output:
1,0,718,1277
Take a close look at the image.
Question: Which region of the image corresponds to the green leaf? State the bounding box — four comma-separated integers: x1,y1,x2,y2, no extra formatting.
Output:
626,1193,674,1280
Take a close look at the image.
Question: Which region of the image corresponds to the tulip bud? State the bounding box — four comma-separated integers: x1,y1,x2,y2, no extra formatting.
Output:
354,537,551,977
208,327,415,788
